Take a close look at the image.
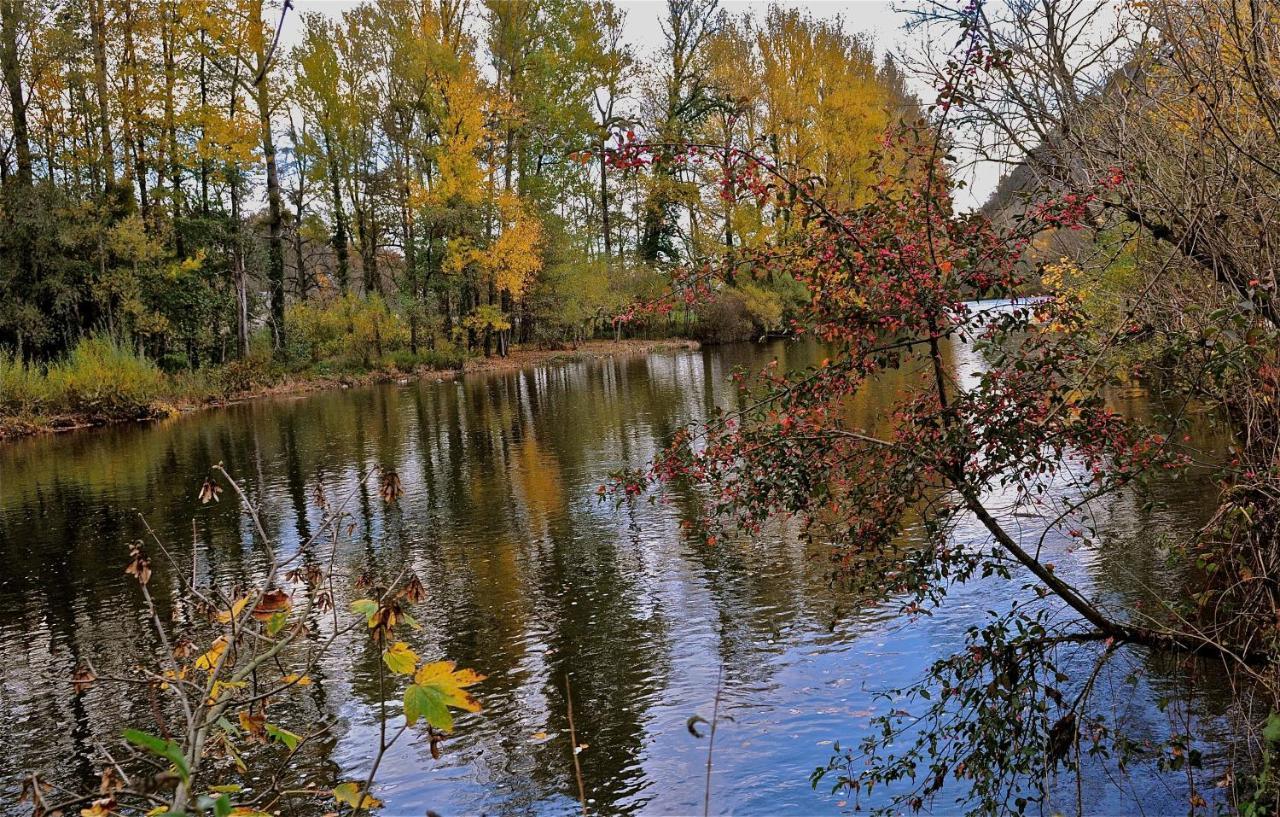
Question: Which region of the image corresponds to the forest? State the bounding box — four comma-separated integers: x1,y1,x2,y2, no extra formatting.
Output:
0,0,912,429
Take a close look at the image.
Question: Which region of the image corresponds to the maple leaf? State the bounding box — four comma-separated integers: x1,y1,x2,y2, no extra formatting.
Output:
403,661,485,732
333,781,382,810
382,641,418,675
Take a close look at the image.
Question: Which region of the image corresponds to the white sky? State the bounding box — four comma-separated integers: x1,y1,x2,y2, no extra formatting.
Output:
282,0,999,207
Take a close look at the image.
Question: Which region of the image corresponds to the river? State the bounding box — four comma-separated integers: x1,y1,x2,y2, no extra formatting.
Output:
0,328,1237,815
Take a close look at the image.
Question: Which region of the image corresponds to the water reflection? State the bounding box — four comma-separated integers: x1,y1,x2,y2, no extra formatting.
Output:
0,328,1232,815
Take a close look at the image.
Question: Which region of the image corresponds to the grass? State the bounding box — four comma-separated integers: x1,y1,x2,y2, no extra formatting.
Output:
2,336,166,422
0,332,468,434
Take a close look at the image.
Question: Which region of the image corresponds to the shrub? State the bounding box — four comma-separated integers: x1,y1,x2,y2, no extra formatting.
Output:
693,289,758,343
0,352,48,413
42,336,165,419
287,294,412,367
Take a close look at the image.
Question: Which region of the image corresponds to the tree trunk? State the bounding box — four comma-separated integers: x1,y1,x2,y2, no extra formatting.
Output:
323,128,350,292
1,0,33,188
163,0,183,255
89,0,114,190
121,0,149,223
253,57,286,351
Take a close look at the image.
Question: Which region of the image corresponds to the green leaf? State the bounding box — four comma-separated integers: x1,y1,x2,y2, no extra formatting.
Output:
123,728,190,784
208,784,242,794
1263,712,1280,743
214,793,232,817
265,723,301,751
266,611,288,636
403,683,451,730
350,598,378,623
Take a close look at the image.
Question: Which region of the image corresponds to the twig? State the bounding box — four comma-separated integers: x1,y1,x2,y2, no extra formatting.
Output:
704,662,724,817
565,673,587,815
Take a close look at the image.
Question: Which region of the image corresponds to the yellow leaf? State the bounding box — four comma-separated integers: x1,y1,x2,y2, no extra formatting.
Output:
217,596,250,624
413,661,484,714
207,680,246,704
159,667,187,690
81,800,113,817
333,781,382,810
194,636,229,671
382,641,419,675
280,673,312,686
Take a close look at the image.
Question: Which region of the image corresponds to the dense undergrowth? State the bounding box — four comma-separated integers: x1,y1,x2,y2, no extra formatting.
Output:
0,291,704,435
0,297,470,432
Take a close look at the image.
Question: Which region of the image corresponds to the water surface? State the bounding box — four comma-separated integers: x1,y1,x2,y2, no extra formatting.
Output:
0,334,1232,815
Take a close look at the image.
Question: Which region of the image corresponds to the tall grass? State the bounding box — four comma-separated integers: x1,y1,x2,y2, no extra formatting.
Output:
1,318,466,429
1,336,167,420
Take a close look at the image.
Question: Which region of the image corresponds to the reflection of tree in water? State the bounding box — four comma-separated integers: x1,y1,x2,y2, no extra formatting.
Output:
0,341,1241,814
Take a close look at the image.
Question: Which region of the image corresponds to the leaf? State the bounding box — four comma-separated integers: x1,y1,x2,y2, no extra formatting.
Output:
351,598,378,623
214,793,232,817
252,589,291,621
217,597,250,624
266,611,289,636
403,683,451,730
239,710,266,742
81,798,116,817
265,723,301,751
1263,712,1280,743
333,782,382,810
403,661,484,732
194,636,229,671
125,543,152,585
280,673,312,687
123,729,190,784
382,642,419,675
206,679,246,704
208,784,243,794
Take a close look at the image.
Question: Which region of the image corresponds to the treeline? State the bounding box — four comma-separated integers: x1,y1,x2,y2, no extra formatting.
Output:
0,0,912,372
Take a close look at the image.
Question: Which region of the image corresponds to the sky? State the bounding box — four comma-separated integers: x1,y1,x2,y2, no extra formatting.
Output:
280,0,1000,207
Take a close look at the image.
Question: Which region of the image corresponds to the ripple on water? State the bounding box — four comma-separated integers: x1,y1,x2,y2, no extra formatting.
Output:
0,336,1237,815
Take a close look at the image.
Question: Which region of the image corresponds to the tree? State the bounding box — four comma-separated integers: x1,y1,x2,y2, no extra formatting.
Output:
638,0,722,264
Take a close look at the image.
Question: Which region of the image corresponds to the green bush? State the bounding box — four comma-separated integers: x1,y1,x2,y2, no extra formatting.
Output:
385,346,466,372
41,336,166,419
287,294,412,367
0,352,49,412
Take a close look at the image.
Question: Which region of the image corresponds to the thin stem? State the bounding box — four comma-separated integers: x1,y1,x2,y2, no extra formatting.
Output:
565,673,587,815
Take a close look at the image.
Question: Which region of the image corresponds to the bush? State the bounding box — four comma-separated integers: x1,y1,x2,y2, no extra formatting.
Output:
385,345,466,372
41,336,165,419
694,289,759,343
0,352,48,413
287,294,412,367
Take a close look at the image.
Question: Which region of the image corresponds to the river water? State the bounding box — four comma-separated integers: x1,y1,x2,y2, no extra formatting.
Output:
0,328,1236,815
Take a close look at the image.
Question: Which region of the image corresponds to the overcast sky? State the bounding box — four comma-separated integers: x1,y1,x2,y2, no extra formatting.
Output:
281,0,999,207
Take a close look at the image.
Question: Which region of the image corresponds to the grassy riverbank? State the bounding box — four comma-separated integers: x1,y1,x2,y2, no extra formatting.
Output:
0,336,698,440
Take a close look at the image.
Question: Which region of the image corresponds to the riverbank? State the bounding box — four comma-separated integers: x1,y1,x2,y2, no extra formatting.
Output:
0,338,699,441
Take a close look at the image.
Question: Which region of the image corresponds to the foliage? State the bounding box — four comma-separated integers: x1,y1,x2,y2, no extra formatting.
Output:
599,76,1268,809
0,335,166,421
21,467,485,816
0,0,913,394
